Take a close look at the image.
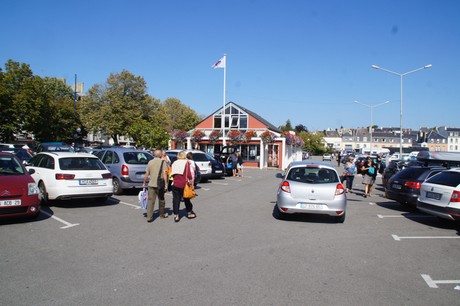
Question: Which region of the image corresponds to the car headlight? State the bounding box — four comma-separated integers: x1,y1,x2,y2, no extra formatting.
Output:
28,183,39,195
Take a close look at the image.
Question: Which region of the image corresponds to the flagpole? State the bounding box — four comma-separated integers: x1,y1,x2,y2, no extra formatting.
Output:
222,54,227,146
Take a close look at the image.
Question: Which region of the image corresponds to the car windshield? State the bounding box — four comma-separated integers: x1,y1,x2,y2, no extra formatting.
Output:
45,145,74,152
394,168,434,180
287,167,338,184
59,157,107,170
0,156,25,175
123,152,153,164
426,171,460,187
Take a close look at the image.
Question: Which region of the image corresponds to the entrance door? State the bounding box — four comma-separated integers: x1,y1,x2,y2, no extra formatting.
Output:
268,144,279,168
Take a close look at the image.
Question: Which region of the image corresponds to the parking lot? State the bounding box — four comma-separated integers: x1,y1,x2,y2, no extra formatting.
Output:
1,158,459,305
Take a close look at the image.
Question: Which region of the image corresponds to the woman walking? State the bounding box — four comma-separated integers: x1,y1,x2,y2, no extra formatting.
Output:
343,157,356,193
361,157,377,198
236,151,244,177
171,151,196,222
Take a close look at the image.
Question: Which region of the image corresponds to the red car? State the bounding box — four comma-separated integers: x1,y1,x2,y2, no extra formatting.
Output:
0,152,40,219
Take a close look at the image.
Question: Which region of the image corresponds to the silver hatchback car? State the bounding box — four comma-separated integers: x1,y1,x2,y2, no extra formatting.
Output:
276,161,347,223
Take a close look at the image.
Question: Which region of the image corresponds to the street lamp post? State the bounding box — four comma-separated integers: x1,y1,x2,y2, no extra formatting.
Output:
371,64,432,157
354,100,389,150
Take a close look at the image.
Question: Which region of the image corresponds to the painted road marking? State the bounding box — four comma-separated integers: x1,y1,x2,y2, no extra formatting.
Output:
378,214,434,219
211,182,229,186
421,274,460,288
119,201,142,209
392,234,460,241
41,210,79,229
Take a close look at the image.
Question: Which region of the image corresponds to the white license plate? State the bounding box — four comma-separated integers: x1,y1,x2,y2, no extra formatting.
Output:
215,170,223,173
200,170,208,174
79,179,99,185
0,199,21,206
426,191,442,200
392,184,402,190
298,203,324,210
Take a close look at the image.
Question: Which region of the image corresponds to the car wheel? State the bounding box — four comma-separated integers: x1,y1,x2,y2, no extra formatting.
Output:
274,207,287,220
335,213,346,223
112,178,123,195
38,182,49,206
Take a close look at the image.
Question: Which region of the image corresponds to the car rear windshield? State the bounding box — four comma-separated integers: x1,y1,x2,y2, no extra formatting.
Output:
123,152,153,164
59,157,107,170
394,168,438,181
192,153,208,162
426,171,460,187
0,156,25,175
287,167,338,184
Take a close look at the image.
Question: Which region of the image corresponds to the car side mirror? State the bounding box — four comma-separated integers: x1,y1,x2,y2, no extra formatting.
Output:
276,173,284,179
28,168,35,175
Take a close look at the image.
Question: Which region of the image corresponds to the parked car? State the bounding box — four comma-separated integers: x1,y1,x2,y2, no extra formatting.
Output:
385,165,447,208
0,152,40,219
0,147,34,164
214,146,239,176
417,168,460,221
164,150,202,186
275,161,347,223
95,147,153,195
207,153,225,179
322,153,332,161
166,149,215,182
35,142,74,153
26,152,113,204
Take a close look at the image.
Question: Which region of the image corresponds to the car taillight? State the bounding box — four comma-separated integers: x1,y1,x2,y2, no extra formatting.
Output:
450,190,460,202
404,181,421,189
280,181,290,193
121,164,129,176
102,173,112,179
335,183,345,195
55,173,75,180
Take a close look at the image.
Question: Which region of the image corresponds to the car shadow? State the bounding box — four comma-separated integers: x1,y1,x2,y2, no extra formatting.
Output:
48,197,119,209
271,204,341,224
0,206,52,225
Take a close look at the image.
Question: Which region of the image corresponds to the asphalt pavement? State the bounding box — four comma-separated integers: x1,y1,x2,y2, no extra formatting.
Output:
1,157,459,305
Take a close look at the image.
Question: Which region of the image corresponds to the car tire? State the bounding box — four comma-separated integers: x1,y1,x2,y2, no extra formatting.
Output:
274,207,287,220
335,213,346,223
38,182,49,206
113,178,123,195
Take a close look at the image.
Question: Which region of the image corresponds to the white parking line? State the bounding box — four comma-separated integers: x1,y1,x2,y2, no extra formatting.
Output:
119,201,142,209
211,182,229,186
421,274,460,288
392,234,460,241
41,210,79,229
378,214,434,219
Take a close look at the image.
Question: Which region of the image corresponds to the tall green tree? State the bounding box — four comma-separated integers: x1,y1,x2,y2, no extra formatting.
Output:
279,119,293,132
0,60,34,142
162,97,201,132
19,76,77,141
80,70,152,144
299,131,325,155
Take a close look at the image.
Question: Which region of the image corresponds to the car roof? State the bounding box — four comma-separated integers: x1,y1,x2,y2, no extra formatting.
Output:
37,152,98,158
287,160,336,169
166,149,207,154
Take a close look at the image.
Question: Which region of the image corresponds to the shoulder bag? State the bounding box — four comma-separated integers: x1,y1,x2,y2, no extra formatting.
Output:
183,161,196,199
157,160,165,189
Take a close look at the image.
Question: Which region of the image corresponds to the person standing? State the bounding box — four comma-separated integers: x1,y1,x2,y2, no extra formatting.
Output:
171,151,196,222
343,157,356,193
143,149,168,222
236,151,244,177
227,152,238,176
361,157,377,198
337,151,341,166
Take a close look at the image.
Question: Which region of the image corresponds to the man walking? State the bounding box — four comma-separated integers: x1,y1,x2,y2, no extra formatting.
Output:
143,149,169,222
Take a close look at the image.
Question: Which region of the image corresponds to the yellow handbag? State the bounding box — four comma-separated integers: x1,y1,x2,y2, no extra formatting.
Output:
183,162,196,199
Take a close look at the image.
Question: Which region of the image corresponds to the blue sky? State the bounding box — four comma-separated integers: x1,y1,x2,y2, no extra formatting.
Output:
2,0,459,131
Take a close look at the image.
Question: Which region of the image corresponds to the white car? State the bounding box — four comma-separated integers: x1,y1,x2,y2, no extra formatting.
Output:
417,168,460,221
165,149,213,182
26,152,113,204
322,153,332,161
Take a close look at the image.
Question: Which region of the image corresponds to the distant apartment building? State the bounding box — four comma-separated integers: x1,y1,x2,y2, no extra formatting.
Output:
438,127,460,152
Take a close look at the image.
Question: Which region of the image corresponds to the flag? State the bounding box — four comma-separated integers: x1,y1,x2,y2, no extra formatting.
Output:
212,56,226,69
